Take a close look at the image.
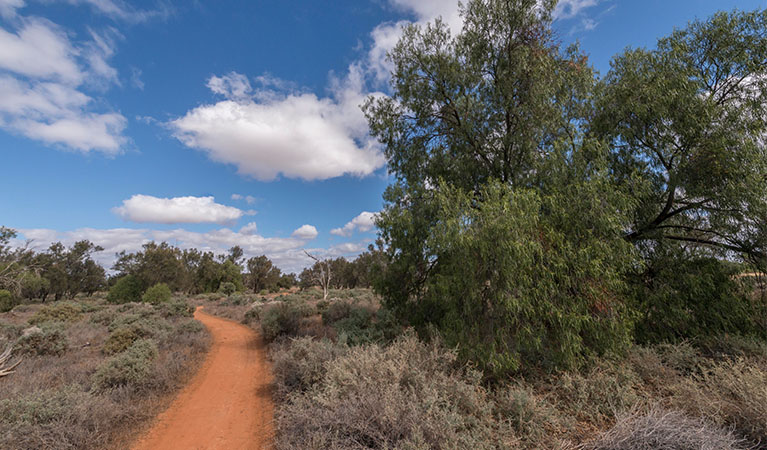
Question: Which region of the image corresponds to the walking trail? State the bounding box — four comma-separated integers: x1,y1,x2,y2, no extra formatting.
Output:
132,307,274,450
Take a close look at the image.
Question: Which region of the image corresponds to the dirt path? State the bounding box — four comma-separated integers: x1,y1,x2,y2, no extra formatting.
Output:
132,307,274,450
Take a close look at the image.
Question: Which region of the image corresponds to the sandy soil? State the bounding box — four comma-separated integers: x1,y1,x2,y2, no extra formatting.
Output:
132,307,274,450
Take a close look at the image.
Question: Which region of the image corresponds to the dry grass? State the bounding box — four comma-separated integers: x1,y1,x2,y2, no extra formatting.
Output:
0,296,210,449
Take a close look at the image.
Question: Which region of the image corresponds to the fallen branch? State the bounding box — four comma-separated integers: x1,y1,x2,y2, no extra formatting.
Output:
0,344,21,377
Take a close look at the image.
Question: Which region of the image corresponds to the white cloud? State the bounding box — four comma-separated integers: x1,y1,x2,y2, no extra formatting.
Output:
0,14,127,152
17,226,325,273
64,0,171,23
207,72,252,102
113,195,245,225
0,0,24,19
553,0,600,20
232,193,258,205
239,222,258,235
291,224,318,240
170,68,385,181
331,211,378,237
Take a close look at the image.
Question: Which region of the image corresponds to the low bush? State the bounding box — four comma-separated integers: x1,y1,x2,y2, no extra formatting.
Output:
92,339,158,391
15,326,68,356
275,334,515,449
156,299,194,318
141,283,171,304
261,303,302,342
0,289,15,313
175,319,205,334
492,384,571,448
28,302,82,325
270,337,348,401
102,326,145,355
583,407,750,450
106,275,143,304
320,301,352,324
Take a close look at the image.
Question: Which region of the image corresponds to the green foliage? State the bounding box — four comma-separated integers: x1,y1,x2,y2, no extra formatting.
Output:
0,289,14,313
15,326,68,356
218,281,236,296
92,339,158,391
260,303,302,342
102,326,144,355
28,302,82,324
141,282,172,304
106,275,143,304
156,298,194,318
630,249,766,343
175,319,205,334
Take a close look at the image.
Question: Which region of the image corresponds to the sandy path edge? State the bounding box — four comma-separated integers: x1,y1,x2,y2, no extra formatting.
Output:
131,306,274,450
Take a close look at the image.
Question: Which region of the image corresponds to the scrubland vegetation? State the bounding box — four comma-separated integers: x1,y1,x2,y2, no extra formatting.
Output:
4,0,767,449
0,295,208,449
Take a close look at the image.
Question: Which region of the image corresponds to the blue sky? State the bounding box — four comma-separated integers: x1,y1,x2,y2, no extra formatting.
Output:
1,0,765,272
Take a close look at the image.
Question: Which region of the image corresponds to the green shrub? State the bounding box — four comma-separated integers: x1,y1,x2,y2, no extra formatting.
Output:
16,327,68,356
0,385,87,426
156,298,194,318
219,281,237,296
107,314,171,338
321,301,352,324
261,303,302,342
92,339,158,391
106,275,143,304
378,181,636,376
89,308,115,326
28,302,82,324
0,289,15,313
141,283,171,304
102,326,145,355
629,252,766,344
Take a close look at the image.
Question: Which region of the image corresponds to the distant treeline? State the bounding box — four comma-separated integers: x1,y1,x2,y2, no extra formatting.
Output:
0,226,385,310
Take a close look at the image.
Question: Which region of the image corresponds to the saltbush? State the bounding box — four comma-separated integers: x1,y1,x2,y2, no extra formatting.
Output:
92,339,158,391
275,334,515,449
106,275,143,304
15,326,68,356
156,298,194,318
28,302,82,325
270,337,348,401
141,283,171,304
102,326,145,355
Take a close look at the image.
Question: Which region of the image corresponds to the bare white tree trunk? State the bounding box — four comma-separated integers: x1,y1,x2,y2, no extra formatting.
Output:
303,250,332,300
0,344,21,378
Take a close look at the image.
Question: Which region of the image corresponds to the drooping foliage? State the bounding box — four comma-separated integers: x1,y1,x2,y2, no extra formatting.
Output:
366,0,767,374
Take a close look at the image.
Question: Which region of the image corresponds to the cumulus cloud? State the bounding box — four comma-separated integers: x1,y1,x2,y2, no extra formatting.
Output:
170,66,385,181
553,0,600,20
291,224,318,240
331,211,378,237
17,225,328,273
239,222,258,235
0,0,24,18
113,195,246,225
0,14,127,153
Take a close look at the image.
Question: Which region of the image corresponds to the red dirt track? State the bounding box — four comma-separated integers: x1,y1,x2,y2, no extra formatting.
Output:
132,307,274,450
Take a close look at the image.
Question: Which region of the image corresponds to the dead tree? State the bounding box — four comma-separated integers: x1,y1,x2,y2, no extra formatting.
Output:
0,344,21,378
303,250,332,300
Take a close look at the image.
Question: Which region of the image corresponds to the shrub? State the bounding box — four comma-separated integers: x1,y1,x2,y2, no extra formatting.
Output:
275,334,515,449
107,315,171,338
28,302,82,324
89,308,115,326
92,339,158,391
492,384,571,448
583,407,750,450
176,319,205,334
102,326,145,355
0,289,15,313
156,298,194,318
15,326,68,356
270,337,348,401
671,359,767,446
142,283,171,304
106,275,143,304
261,303,301,342
219,281,237,296
320,301,352,324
